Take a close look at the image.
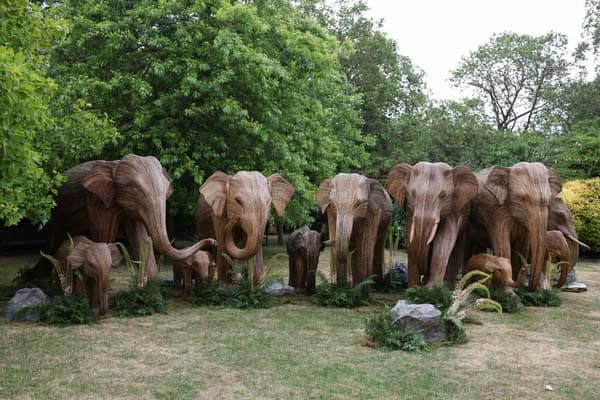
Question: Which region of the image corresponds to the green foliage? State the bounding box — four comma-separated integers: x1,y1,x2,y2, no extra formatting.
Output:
0,0,118,226
314,272,373,308
443,315,468,344
110,280,166,317
514,287,562,307
451,32,571,132
405,283,453,313
363,308,430,352
50,0,368,226
562,178,600,252
16,296,97,326
188,281,271,309
488,287,524,314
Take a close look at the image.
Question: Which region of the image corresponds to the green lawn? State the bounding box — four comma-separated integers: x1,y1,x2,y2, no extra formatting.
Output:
0,247,599,399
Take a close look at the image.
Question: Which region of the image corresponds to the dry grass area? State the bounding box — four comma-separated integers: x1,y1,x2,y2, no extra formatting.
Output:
0,247,599,400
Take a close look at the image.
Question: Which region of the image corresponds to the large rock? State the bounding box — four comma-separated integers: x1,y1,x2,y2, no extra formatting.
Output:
3,288,50,321
390,300,446,342
265,282,295,297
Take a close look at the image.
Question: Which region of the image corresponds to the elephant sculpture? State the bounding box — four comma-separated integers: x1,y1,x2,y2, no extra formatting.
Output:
196,171,295,284
316,173,392,286
33,155,215,281
55,236,122,314
287,225,321,293
172,251,215,300
546,197,589,287
469,162,562,290
464,253,524,295
385,162,479,287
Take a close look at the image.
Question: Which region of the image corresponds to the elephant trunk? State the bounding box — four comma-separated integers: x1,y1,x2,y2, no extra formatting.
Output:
407,215,439,286
334,214,354,285
99,274,109,315
528,212,548,290
224,220,261,261
147,203,215,262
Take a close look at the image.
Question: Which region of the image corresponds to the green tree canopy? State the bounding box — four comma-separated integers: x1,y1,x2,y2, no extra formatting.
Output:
0,0,117,226
50,0,369,226
451,32,571,132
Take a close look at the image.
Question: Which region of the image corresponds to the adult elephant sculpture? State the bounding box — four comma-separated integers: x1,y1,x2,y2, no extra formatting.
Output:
316,173,392,286
33,155,215,281
469,162,562,290
196,171,295,284
546,197,589,287
385,162,479,287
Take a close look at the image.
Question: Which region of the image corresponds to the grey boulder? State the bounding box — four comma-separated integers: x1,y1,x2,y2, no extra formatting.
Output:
390,300,446,342
265,282,295,297
3,287,50,321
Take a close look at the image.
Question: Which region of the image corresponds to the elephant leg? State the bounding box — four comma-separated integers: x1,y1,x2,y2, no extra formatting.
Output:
183,268,192,300
124,220,159,282
88,278,99,310
297,258,307,290
288,257,296,287
253,246,264,285
216,248,232,285
351,226,375,285
428,219,459,285
445,227,466,286
371,223,388,280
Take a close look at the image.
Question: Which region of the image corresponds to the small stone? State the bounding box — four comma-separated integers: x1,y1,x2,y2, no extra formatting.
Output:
390,300,446,342
545,385,554,392
561,282,587,293
3,288,50,321
265,282,295,296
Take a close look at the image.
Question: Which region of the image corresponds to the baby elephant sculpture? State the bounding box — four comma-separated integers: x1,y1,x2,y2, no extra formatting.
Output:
172,251,216,300
55,236,122,314
464,254,524,295
287,226,322,293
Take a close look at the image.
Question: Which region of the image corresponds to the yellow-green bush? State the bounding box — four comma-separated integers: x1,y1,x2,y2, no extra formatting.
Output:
562,178,600,253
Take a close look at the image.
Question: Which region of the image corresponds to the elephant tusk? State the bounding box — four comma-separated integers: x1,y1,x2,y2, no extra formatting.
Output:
567,235,590,250
426,221,439,246
409,223,415,244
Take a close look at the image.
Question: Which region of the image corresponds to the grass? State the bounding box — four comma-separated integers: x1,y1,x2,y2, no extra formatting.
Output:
0,247,599,399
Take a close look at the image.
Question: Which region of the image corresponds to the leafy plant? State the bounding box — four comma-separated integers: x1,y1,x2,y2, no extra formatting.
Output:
374,262,407,292
110,279,166,317
487,286,524,313
16,296,97,326
363,308,430,352
514,287,562,307
314,272,373,308
405,283,453,313
39,233,76,296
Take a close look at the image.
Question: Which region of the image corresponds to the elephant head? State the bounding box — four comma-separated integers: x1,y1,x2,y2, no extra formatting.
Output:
386,162,478,285
82,155,214,262
186,250,216,283
199,171,295,260
482,162,562,289
546,198,589,287
465,253,524,295
317,173,389,282
66,236,122,314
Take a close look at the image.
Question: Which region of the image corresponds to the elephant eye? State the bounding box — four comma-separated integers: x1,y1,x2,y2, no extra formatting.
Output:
439,191,447,199
411,189,416,198
235,197,243,206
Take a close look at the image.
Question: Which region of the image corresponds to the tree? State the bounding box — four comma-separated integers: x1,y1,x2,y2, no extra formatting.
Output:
293,0,427,171
0,0,117,226
50,0,368,227
451,32,571,132
583,0,600,65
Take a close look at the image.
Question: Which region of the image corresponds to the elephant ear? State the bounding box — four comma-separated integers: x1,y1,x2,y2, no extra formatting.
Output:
66,240,90,269
268,174,295,217
484,166,510,206
547,168,562,197
108,243,123,268
316,179,332,214
385,163,412,206
452,166,479,210
199,172,229,217
162,167,173,199
82,161,118,208
368,179,392,214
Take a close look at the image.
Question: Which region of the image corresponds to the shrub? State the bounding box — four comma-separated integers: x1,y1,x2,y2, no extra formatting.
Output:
561,178,600,252
488,286,524,313
405,283,453,313
110,279,166,317
188,281,271,309
514,287,562,307
314,273,373,308
16,296,97,326
363,309,430,352
374,262,408,292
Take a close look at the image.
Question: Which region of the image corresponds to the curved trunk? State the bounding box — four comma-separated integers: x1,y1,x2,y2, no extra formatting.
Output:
224,221,261,260
146,203,214,262
528,212,548,291
407,215,439,286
